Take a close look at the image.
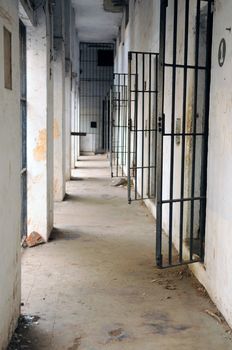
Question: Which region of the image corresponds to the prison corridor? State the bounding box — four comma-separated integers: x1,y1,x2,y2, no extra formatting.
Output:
19,155,232,350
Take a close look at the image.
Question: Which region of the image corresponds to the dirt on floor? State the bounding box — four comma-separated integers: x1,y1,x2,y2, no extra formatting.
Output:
9,155,232,350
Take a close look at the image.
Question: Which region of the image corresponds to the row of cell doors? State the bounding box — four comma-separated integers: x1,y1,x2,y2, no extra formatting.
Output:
108,0,213,268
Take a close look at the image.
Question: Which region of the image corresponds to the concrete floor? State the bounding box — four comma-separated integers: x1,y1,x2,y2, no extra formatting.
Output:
20,155,232,350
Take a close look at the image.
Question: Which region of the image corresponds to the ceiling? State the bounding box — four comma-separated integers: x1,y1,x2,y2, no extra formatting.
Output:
71,0,123,43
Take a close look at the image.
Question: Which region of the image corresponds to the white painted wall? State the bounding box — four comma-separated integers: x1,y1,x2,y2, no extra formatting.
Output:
0,1,21,348
53,47,66,201
53,0,66,202
115,0,232,329
191,0,232,329
27,4,54,241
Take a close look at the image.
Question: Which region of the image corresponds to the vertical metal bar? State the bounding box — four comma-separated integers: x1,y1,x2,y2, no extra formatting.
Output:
116,83,120,177
141,54,145,199
190,0,200,260
154,55,158,199
199,0,213,260
168,0,178,265
179,0,189,263
135,54,138,200
110,88,113,177
128,53,132,203
102,100,105,150
148,53,152,198
156,0,167,267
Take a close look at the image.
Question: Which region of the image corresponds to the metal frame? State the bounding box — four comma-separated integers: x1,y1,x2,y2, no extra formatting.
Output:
102,91,111,153
156,0,214,268
110,73,129,177
127,51,159,203
20,21,27,238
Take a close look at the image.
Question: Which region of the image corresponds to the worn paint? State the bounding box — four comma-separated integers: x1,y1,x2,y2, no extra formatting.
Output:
0,1,21,349
33,129,47,161
53,118,61,139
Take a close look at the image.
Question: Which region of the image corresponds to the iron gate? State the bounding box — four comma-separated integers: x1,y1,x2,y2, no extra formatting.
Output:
128,52,159,203
156,0,213,268
110,73,128,178
79,43,114,153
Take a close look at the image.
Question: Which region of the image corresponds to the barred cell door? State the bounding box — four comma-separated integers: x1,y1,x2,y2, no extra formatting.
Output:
127,51,159,203
156,0,213,268
110,73,128,178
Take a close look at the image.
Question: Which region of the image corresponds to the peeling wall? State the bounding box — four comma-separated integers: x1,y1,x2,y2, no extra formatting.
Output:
0,1,21,348
53,0,66,201
27,4,54,241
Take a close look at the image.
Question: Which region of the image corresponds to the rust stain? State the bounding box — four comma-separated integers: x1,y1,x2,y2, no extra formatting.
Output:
33,129,47,161
54,119,61,139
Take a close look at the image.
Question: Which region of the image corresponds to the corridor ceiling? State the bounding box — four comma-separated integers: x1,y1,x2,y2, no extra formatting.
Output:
72,0,123,42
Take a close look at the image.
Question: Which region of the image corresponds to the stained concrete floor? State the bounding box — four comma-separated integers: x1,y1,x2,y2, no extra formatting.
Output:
19,155,232,350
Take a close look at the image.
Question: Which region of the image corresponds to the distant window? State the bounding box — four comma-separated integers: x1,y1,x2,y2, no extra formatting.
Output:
91,121,97,128
4,27,12,90
97,50,114,66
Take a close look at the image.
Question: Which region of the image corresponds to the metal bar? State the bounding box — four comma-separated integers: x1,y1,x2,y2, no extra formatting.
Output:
71,132,87,136
154,55,158,199
141,54,145,199
128,54,132,203
164,63,206,70
116,89,120,177
130,90,158,93
135,54,138,200
131,128,157,132
156,0,167,267
110,88,113,177
179,0,189,263
148,54,152,197
190,0,201,260
199,0,213,260
161,196,204,204
158,258,202,270
129,51,159,55
163,132,204,137
168,0,178,265
129,165,157,170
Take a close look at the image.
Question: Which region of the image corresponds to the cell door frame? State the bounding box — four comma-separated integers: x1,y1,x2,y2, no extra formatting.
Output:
156,0,214,268
127,51,159,204
20,20,27,239
110,73,128,178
